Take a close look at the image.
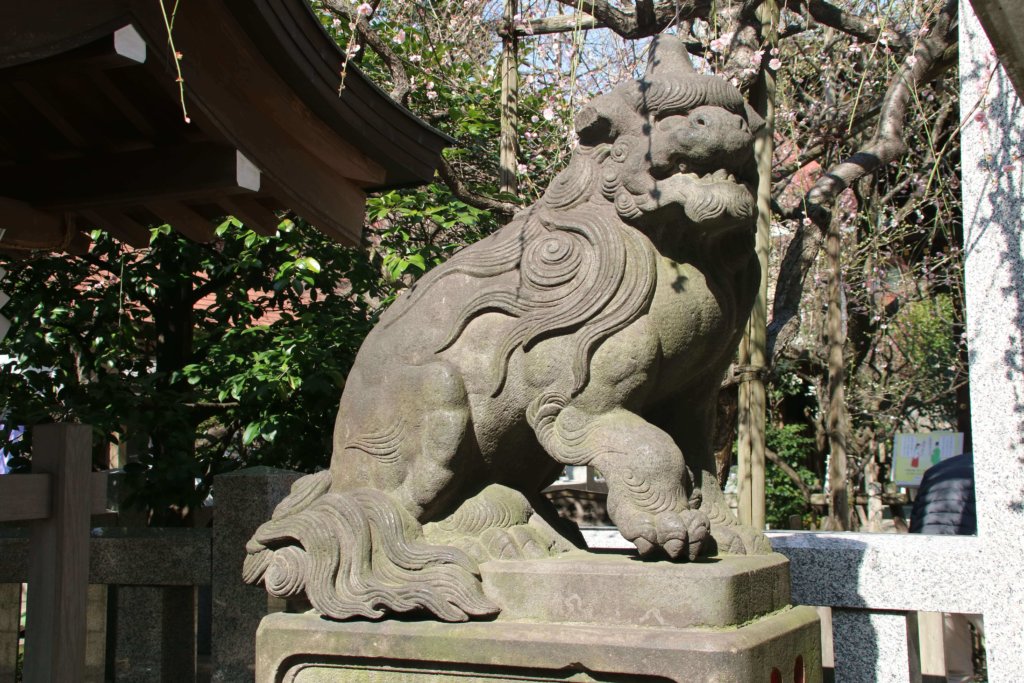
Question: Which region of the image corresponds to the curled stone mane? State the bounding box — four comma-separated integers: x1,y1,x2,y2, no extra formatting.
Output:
623,76,747,118
539,146,608,210
382,188,657,397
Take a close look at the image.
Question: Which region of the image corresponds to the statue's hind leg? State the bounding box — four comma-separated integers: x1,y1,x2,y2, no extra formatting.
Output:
338,360,474,522
423,484,578,563
393,360,475,521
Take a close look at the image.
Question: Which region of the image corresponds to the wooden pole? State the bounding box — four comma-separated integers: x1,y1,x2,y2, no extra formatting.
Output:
499,0,519,197
23,423,92,683
737,1,777,530
824,214,851,530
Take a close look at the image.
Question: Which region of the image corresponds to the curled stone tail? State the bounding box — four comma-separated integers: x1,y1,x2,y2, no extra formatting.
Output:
243,480,498,622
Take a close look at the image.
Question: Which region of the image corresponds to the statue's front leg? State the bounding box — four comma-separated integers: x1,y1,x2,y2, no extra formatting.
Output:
652,391,771,556
529,396,709,560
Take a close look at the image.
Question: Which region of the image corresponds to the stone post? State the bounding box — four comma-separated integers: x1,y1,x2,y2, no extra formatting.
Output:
0,583,20,681
211,467,300,683
110,585,196,682
84,584,109,683
830,609,911,683
960,3,1024,679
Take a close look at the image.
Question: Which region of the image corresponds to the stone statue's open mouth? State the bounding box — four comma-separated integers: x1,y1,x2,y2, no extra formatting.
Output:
673,167,756,229
677,168,740,185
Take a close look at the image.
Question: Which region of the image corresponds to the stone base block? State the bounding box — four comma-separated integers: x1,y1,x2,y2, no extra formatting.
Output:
483,551,792,629
256,553,821,682
258,607,820,682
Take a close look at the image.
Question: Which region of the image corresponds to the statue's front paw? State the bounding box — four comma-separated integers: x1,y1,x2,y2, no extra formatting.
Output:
618,508,709,561
706,523,771,556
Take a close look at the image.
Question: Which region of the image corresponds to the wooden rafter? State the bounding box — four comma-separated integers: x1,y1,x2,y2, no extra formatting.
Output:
0,0,451,250
0,143,260,210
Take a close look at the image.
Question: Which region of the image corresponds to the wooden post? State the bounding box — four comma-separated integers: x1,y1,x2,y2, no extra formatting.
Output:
736,1,777,530
23,423,92,683
917,611,947,681
824,215,851,530
498,0,519,197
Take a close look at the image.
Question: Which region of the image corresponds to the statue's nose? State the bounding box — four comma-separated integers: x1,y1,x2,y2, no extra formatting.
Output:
688,106,750,134
681,105,754,165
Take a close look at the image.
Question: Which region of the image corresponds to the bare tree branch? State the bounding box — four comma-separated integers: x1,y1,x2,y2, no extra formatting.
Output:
501,13,605,37
549,0,714,39
804,0,902,47
766,0,958,362
437,158,519,218
766,447,812,504
324,1,412,104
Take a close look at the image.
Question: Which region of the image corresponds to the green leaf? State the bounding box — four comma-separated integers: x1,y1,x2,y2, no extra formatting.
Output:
242,422,262,446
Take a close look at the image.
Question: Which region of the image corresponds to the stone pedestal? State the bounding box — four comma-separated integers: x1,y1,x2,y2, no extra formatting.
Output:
213,467,302,682
256,552,821,682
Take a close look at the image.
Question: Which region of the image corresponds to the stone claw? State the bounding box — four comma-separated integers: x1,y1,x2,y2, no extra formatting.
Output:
663,538,685,559
633,536,656,556
620,508,709,560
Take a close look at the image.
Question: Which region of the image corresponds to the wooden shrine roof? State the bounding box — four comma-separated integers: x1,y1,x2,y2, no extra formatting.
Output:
0,0,452,251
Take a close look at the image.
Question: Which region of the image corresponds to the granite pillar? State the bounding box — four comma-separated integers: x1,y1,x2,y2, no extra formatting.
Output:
84,584,108,683
0,583,20,682
211,467,300,683
959,2,1024,680
831,609,910,683
110,585,196,682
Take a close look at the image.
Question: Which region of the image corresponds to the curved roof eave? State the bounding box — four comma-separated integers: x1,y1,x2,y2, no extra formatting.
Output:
224,0,454,190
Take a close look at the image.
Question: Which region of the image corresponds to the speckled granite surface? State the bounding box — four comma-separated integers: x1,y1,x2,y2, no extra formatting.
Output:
959,2,1024,680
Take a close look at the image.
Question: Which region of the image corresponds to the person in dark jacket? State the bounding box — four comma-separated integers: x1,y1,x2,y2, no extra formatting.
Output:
909,451,980,683
909,452,976,535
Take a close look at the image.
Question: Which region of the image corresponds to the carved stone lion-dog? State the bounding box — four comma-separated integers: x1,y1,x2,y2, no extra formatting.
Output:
243,35,770,622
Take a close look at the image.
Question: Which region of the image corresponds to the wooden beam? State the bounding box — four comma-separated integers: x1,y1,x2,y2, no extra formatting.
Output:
504,13,605,37
88,70,158,138
132,1,385,187
11,81,90,147
218,196,280,237
737,0,778,531
260,175,366,245
77,208,152,247
129,0,381,242
0,2,129,68
146,201,218,242
0,142,261,210
0,473,51,522
0,197,69,250
0,24,145,83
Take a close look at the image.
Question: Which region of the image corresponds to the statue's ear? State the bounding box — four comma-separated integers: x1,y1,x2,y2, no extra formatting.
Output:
575,96,617,146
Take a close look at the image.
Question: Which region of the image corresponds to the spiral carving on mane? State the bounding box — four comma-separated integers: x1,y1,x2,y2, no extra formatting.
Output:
379,144,656,399
435,204,657,397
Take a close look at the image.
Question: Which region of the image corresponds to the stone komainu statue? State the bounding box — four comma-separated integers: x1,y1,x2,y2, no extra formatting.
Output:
243,35,770,622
